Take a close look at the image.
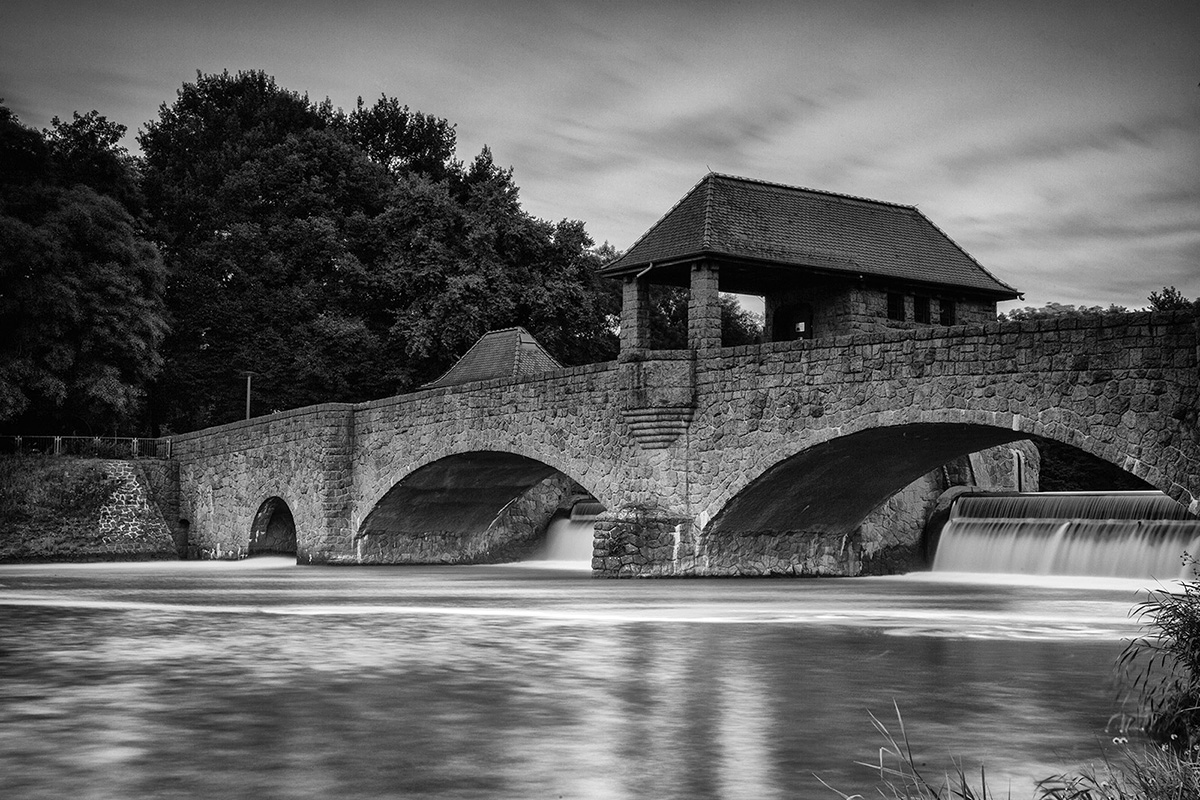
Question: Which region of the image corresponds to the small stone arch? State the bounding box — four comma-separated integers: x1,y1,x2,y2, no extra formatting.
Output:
249,497,297,557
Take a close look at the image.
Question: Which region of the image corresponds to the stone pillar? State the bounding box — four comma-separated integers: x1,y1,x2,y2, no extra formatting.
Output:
620,276,651,353
688,261,721,350
592,506,694,577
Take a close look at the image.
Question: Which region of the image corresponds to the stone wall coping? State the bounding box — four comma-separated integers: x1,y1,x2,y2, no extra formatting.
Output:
706,309,1198,361
170,402,355,445
355,360,618,412
170,362,619,443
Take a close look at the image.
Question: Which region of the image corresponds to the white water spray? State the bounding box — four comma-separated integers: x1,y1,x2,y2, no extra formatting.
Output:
933,491,1200,580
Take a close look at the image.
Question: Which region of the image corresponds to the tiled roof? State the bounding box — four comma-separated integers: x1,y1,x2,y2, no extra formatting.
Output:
423,327,562,388
601,174,1018,298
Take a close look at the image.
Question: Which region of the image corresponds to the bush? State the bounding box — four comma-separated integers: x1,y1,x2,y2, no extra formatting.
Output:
1118,556,1200,753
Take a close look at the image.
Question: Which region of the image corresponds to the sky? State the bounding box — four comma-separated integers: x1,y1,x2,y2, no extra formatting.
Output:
3,0,1198,313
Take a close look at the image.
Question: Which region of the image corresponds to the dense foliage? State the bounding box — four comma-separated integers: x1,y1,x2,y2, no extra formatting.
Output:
999,287,1198,323
0,104,167,434
138,71,619,433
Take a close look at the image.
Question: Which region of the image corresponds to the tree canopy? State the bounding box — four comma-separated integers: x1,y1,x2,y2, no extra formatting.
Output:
138,71,618,433
1000,287,1198,322
0,103,166,434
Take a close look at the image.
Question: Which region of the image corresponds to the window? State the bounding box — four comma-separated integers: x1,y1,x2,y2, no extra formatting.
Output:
939,299,956,326
913,296,930,324
887,292,905,321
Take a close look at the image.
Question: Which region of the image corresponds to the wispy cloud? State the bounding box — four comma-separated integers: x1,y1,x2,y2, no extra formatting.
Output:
3,0,1197,308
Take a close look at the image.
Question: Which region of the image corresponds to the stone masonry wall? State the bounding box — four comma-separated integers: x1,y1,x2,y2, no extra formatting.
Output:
689,310,1199,522
170,403,354,561
631,311,1199,578
96,461,178,559
168,310,1200,577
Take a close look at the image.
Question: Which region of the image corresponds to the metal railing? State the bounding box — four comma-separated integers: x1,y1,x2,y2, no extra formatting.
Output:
0,435,172,459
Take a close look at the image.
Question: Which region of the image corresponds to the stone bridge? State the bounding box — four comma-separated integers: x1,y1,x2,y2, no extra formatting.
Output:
169,310,1200,576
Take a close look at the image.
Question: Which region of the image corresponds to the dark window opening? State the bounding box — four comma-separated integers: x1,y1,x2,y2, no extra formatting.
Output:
939,299,956,326
887,292,905,321
913,296,931,324
771,302,813,342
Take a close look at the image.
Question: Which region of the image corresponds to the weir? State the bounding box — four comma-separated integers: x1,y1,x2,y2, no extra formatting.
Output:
525,503,602,564
933,492,1200,580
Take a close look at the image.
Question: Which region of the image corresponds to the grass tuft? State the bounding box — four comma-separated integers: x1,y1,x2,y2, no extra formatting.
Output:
816,700,1002,800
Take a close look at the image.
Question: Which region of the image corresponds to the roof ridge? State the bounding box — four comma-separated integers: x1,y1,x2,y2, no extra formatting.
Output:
423,329,496,387
510,327,523,377
701,172,716,250
708,172,918,211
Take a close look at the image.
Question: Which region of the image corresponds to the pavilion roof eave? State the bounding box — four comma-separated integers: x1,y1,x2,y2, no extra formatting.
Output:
600,250,1021,301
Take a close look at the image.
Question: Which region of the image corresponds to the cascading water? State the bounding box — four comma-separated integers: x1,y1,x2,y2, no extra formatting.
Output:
932,491,1200,579
525,502,603,564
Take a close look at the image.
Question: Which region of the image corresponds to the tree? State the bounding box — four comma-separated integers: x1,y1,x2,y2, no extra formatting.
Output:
646,287,762,349
139,74,399,430
1148,285,1197,312
139,71,621,431
999,301,1128,321
0,103,166,434
44,110,142,214
340,95,458,181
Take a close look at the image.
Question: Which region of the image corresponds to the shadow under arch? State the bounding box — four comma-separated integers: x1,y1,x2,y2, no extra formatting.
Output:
358,451,602,564
249,496,297,556
706,422,1029,538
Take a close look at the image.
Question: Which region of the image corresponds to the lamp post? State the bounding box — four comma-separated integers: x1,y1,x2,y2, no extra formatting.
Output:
240,371,259,420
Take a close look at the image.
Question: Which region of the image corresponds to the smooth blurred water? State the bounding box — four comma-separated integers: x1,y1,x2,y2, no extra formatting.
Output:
0,560,1155,799
934,490,1200,580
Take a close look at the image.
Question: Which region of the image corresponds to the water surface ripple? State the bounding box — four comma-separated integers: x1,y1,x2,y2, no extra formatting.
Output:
0,561,1151,799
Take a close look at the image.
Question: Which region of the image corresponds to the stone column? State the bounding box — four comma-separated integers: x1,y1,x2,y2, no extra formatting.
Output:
688,261,721,350
592,505,695,577
620,276,652,353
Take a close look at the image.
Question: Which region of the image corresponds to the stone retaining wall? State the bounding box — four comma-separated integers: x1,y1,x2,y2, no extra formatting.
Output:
0,457,176,562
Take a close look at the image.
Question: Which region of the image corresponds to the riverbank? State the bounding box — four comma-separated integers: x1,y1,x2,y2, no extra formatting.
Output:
0,456,178,562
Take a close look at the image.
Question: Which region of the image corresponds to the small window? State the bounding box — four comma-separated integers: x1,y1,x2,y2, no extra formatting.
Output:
887,292,905,321
913,296,930,324
939,300,956,326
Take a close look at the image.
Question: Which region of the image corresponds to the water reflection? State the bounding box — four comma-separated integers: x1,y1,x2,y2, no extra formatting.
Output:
0,562,1144,799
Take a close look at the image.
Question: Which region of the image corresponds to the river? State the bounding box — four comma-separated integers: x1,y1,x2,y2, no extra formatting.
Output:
0,559,1152,799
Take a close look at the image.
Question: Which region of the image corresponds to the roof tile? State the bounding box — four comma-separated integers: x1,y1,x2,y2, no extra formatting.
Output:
423,327,562,388
602,174,1018,298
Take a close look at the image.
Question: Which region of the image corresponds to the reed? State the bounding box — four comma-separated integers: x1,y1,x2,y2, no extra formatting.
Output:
1037,743,1200,800
1116,555,1200,753
817,701,998,800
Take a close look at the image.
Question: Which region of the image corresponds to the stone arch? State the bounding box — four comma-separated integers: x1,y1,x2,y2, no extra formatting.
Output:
249,497,297,557
705,421,1027,539
354,450,606,564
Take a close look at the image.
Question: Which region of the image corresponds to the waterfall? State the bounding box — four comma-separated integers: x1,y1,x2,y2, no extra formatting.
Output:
932,491,1200,580
525,503,602,564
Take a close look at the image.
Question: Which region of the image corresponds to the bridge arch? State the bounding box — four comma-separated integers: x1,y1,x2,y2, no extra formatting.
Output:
704,422,1026,539
249,496,297,557
353,449,607,564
